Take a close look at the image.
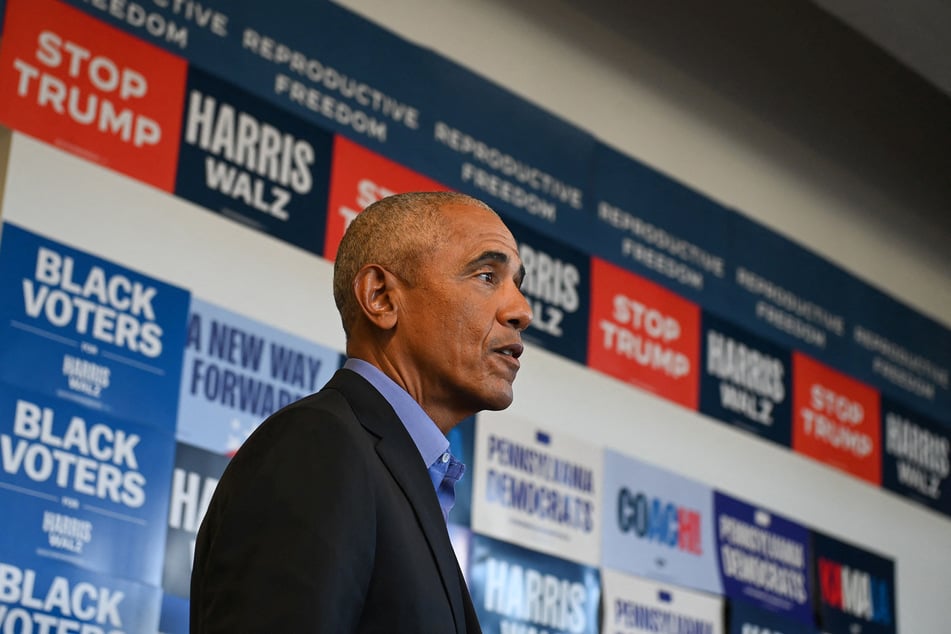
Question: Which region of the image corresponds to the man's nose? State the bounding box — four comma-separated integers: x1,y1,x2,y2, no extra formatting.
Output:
502,284,533,331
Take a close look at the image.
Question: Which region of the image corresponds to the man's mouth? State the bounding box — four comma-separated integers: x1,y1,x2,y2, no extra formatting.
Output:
496,343,524,359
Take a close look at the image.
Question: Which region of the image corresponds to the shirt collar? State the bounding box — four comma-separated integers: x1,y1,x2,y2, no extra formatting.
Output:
344,358,449,467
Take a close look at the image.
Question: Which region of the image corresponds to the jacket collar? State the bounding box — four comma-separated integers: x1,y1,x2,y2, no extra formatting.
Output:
325,369,469,633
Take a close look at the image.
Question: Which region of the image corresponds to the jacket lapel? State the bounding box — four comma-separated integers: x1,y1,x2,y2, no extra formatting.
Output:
326,370,469,633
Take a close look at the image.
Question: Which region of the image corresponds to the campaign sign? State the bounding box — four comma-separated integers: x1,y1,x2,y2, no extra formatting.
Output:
713,492,812,624
0,384,175,586
880,398,951,516
728,214,853,361
159,592,189,634
468,533,601,634
700,312,792,447
847,297,950,429
0,223,189,430
323,134,447,261
813,531,896,634
509,218,590,366
175,67,334,255
601,568,724,634
0,552,162,634
472,411,603,566
176,297,342,455
424,53,596,245
791,353,881,485
602,449,722,595
161,442,230,600
0,0,187,191
729,601,817,634
588,143,733,312
588,257,701,410
447,415,476,528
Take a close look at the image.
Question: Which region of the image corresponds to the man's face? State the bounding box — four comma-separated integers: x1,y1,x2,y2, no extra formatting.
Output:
394,203,532,427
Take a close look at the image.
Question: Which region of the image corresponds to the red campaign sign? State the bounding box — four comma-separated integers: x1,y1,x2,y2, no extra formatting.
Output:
323,135,448,261
0,0,187,191
792,352,882,484
587,257,701,409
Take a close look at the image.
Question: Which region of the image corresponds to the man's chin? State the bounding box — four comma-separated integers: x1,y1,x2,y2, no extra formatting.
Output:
479,390,514,412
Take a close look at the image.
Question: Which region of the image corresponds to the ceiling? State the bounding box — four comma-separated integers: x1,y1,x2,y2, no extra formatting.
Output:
812,0,951,99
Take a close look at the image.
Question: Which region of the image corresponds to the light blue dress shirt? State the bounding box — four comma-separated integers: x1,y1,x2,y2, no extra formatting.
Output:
344,358,465,522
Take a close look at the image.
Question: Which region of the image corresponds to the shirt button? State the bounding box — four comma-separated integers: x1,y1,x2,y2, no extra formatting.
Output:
441,452,450,463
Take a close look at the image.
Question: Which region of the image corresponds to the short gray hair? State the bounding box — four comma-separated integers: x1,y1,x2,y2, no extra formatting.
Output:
332,191,494,338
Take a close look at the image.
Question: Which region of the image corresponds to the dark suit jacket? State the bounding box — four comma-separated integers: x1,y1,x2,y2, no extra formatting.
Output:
190,369,481,633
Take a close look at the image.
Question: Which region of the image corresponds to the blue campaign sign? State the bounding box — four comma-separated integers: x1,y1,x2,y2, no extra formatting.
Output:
468,533,601,634
175,67,334,256
846,285,950,428
700,312,793,447
729,600,817,634
813,531,896,634
588,143,734,312
161,442,231,600
0,383,175,586
0,552,162,634
160,592,189,634
602,449,723,595
713,492,813,625
880,397,951,517
421,55,597,245
0,223,189,431
447,415,475,528
176,297,343,455
508,218,591,366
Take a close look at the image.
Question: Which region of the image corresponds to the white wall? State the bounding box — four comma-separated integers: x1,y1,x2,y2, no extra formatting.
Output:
3,0,949,630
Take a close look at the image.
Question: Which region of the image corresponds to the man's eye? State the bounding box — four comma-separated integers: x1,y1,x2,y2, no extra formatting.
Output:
477,271,496,283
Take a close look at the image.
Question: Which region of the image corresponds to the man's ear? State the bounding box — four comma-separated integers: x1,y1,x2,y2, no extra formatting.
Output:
352,264,400,331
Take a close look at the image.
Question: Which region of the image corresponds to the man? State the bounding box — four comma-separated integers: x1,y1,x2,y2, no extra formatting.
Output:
190,191,532,632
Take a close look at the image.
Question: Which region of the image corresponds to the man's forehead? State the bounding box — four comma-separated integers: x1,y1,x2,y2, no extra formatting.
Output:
440,203,516,243
455,226,521,268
